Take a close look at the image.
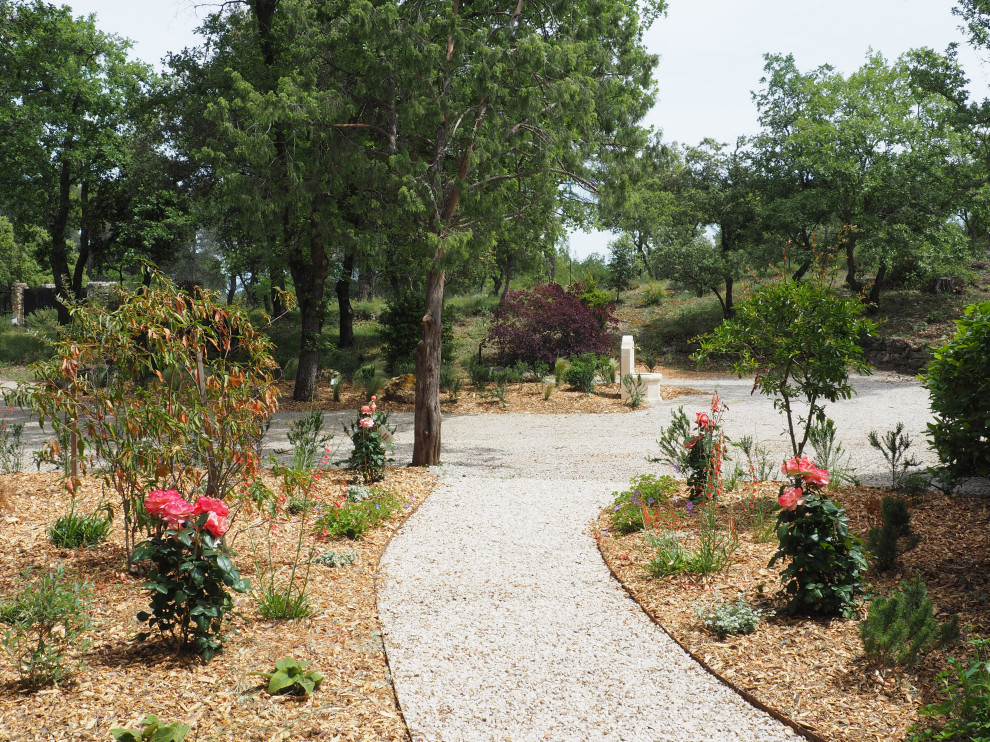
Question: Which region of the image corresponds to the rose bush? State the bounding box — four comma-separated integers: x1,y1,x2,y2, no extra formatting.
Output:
342,397,394,483
133,490,246,659
770,456,866,617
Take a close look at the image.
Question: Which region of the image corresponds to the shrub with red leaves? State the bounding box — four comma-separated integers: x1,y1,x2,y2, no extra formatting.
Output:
488,283,618,366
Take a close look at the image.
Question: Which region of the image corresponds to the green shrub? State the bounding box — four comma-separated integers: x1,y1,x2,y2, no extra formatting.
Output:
565,353,601,394
553,358,570,386
609,475,678,533
377,289,453,373
47,502,112,549
909,638,990,741
694,595,772,638
921,301,990,479
860,574,958,672
695,272,877,458
467,358,492,387
24,307,61,344
642,282,666,307
313,489,400,540
0,567,92,688
771,458,867,617
9,270,280,559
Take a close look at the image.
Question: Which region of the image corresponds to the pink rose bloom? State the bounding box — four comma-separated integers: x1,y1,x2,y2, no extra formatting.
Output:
145,489,183,517
193,496,230,520
778,486,805,512
359,417,375,429
202,511,228,538
804,467,830,488
361,405,372,415
781,455,816,478
158,495,195,530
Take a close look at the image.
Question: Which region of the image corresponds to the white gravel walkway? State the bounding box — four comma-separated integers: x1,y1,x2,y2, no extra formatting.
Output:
378,372,940,742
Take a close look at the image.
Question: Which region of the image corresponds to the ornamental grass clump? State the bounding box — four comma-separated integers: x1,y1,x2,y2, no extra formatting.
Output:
132,489,247,660
770,455,867,617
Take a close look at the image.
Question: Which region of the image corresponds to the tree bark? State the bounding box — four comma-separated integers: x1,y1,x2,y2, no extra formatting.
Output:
291,220,330,401
412,269,445,466
336,248,355,348
50,141,74,323
866,262,886,313
844,234,862,293
72,180,90,297
723,274,734,319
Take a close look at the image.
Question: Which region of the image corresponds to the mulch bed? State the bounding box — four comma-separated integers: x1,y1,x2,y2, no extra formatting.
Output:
277,364,706,415
0,467,436,741
594,483,990,742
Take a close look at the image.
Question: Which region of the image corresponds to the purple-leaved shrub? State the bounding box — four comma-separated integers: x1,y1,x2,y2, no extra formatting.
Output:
488,283,617,366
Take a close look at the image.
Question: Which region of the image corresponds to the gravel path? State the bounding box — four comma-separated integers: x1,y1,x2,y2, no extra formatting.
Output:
378,372,940,742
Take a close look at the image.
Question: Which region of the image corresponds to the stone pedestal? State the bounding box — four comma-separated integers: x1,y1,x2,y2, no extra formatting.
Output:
619,334,662,403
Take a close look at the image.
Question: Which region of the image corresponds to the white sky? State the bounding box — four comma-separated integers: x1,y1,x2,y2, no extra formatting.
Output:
65,0,990,259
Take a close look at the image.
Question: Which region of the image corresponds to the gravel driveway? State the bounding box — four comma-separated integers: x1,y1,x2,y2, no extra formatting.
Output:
376,372,946,742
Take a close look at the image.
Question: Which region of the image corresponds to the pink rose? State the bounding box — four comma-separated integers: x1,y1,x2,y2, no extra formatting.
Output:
359,417,375,429
782,455,816,478
778,486,805,512
145,489,195,529
145,489,183,517
361,405,372,415
804,467,830,488
158,495,195,530
193,496,229,519
202,511,228,538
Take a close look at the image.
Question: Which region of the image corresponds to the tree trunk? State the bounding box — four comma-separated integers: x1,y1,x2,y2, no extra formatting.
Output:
490,269,503,297
844,234,861,293
72,180,90,297
723,274,734,319
291,224,330,401
866,262,886,313
635,235,654,279
227,272,238,305
412,269,445,466
336,248,355,348
50,144,74,323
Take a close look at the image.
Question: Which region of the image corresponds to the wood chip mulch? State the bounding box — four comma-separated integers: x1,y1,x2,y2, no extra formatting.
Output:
594,483,990,742
0,466,436,742
277,365,706,415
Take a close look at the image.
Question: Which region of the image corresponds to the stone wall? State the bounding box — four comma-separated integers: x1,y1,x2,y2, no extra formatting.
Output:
861,336,931,375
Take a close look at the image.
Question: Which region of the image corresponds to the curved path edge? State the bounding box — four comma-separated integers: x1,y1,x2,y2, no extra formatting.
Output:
593,528,828,742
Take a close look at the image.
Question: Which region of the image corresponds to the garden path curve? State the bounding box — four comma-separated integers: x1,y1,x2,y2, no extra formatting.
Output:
376,372,936,742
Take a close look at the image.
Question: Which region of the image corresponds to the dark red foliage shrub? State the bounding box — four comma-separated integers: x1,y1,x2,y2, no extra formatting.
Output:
487,283,618,366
